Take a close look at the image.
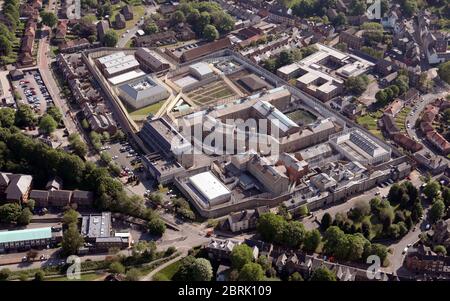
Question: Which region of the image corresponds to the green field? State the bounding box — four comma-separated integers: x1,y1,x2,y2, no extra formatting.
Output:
287,109,317,125
152,259,183,281
47,272,105,281
127,100,166,119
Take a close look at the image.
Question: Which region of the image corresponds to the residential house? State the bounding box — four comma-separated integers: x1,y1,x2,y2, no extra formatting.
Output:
48,190,73,207
227,206,269,233
72,190,94,207
115,14,126,29
0,172,33,203
121,5,134,21
54,20,68,41
97,20,110,41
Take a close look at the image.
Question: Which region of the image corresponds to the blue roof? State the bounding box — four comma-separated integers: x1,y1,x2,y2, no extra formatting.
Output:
0,227,52,244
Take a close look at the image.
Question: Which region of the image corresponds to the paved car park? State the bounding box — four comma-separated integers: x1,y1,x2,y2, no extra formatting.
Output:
13,70,53,114
101,140,143,178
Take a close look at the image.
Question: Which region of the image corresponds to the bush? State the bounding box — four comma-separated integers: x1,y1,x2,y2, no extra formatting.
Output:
0,268,11,281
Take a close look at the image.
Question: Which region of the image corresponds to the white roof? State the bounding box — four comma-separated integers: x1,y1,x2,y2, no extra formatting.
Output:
174,75,198,88
189,171,231,202
98,52,126,64
108,69,146,85
189,62,213,77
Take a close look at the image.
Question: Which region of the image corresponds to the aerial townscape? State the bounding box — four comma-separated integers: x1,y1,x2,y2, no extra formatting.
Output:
0,0,449,284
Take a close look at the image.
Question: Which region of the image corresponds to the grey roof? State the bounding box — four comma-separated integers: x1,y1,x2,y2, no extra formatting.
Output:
81,212,112,238
29,189,49,200
229,209,255,223
0,172,10,186
72,190,94,200
49,189,72,200
5,174,32,200
118,76,168,101
238,74,268,92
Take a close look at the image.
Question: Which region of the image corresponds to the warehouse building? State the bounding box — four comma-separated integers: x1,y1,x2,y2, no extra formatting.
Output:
188,171,231,206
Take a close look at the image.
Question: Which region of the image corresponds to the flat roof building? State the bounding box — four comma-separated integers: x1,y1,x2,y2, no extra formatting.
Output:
118,76,170,109
0,227,60,252
277,44,374,101
81,212,112,240
97,52,140,78
188,171,231,206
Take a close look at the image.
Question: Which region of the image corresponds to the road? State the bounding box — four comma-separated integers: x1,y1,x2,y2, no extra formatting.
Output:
405,89,449,164
37,30,78,135
116,4,160,48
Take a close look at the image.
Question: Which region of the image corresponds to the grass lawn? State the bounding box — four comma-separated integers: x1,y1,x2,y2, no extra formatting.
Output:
152,259,183,281
395,106,412,131
127,100,166,119
47,272,105,281
356,110,383,138
111,3,145,37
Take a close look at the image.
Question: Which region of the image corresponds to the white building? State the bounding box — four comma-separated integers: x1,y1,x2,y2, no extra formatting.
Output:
118,76,169,109
188,171,231,206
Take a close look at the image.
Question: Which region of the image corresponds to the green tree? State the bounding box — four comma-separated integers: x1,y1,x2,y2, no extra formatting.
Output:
109,261,125,274
61,223,84,255
0,203,22,224
257,212,286,243
15,104,37,127
34,270,45,281
46,106,63,124
288,272,304,281
230,244,254,270
281,221,305,248
345,75,369,96
321,213,332,231
40,11,58,28
39,114,58,135
188,258,213,281
143,22,158,35
147,218,166,236
202,24,219,41
103,30,118,47
310,267,337,281
17,208,32,225
0,268,11,281
125,268,140,281
171,10,186,25
303,229,322,253
429,200,445,223
0,108,15,128
238,263,265,281
433,245,447,256
423,181,440,200
62,209,79,226
0,36,12,56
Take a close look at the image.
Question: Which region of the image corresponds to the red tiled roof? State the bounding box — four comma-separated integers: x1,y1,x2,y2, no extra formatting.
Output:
426,131,450,153
181,37,232,62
